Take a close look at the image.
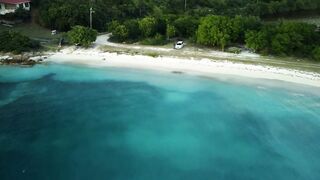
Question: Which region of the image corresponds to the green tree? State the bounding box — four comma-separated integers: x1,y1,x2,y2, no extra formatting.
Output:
139,17,157,38
245,30,270,53
166,24,176,40
67,26,98,47
312,47,320,61
0,31,39,53
39,2,89,31
271,33,291,55
232,15,261,43
112,25,129,42
124,19,141,40
196,15,233,51
245,21,320,58
107,20,121,32
173,16,199,37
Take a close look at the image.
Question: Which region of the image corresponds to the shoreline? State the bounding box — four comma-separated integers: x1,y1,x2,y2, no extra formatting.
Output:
45,47,320,88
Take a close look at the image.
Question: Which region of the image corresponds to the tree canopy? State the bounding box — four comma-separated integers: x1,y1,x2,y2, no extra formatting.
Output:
67,26,98,47
29,0,320,61
196,15,261,51
34,0,320,31
245,22,320,59
0,31,39,53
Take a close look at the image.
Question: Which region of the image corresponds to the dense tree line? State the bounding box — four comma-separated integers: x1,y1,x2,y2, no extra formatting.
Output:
108,15,199,44
196,16,261,51
108,14,320,61
32,0,320,60
195,16,320,61
34,0,320,31
245,21,320,60
67,26,98,47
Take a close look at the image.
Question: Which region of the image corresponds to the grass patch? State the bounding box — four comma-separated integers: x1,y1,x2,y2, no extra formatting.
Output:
145,52,159,58
0,23,62,39
0,23,63,50
139,34,168,46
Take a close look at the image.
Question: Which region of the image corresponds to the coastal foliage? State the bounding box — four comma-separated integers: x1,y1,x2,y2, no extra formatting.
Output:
112,25,129,42
138,17,157,38
109,17,166,44
313,47,320,61
27,0,320,61
140,34,167,45
124,19,141,40
245,22,320,59
0,31,39,53
196,16,261,51
173,16,199,38
166,24,176,40
34,0,320,31
196,16,232,51
67,26,98,47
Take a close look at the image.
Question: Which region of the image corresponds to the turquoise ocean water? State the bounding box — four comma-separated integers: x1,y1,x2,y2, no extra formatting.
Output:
0,63,320,180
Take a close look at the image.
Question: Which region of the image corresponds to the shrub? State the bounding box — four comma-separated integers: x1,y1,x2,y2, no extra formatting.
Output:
67,26,97,47
173,16,199,38
145,52,159,58
139,17,157,38
232,15,262,43
107,20,121,32
140,34,167,45
166,24,176,40
245,22,319,57
312,47,320,61
123,19,141,40
112,25,129,42
196,16,233,51
0,31,39,53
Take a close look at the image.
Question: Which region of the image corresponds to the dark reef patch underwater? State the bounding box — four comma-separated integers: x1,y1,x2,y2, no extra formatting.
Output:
0,64,320,180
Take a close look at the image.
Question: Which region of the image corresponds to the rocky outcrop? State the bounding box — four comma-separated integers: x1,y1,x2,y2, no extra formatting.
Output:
0,53,45,66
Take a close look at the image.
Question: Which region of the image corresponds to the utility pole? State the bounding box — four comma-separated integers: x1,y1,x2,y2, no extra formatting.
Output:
90,7,95,29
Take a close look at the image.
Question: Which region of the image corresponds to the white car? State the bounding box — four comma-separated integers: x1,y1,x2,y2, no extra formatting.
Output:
174,41,184,49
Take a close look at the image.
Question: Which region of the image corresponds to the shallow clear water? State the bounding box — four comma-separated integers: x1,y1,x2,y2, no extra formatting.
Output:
0,64,320,180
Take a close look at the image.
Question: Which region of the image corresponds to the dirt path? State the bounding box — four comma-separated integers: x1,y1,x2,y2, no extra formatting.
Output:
94,34,320,73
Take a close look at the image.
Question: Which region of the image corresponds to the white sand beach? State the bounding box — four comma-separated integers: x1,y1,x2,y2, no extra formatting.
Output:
46,45,320,88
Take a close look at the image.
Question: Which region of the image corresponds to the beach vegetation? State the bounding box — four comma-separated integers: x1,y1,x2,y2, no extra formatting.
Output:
0,31,40,53
145,52,159,58
166,24,176,40
33,0,320,32
313,47,320,61
139,17,157,38
196,15,261,51
111,25,129,42
67,26,97,47
140,34,168,45
124,19,141,40
173,16,199,38
107,21,121,33
245,22,319,58
20,0,320,61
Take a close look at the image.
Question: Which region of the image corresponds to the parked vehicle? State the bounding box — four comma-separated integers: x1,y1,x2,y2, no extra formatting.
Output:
174,41,184,49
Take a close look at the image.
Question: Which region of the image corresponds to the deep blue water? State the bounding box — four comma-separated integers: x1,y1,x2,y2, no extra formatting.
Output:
0,63,320,180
